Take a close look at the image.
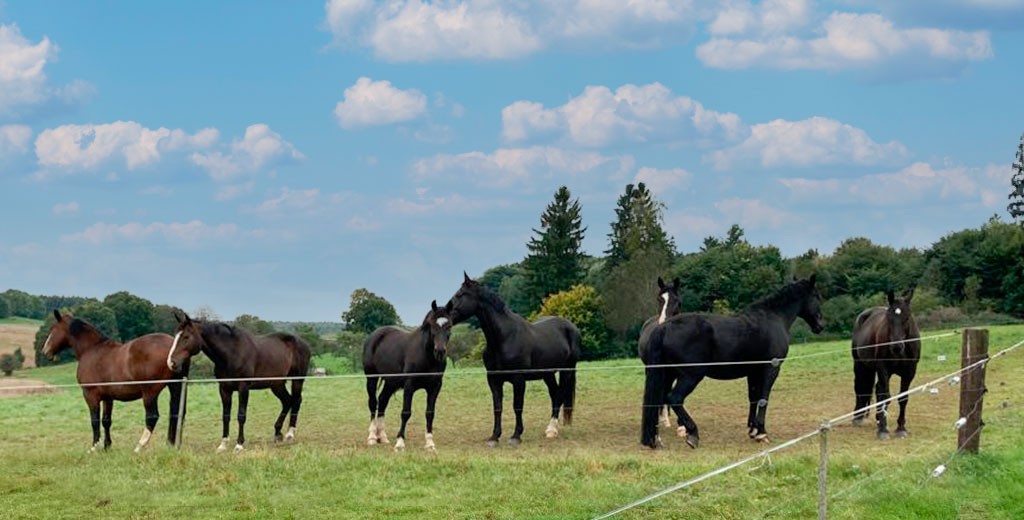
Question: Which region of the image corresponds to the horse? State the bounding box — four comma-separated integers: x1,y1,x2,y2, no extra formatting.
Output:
167,312,311,453
641,275,825,449
638,277,683,431
363,300,452,452
851,288,920,440
446,272,580,446
41,310,185,453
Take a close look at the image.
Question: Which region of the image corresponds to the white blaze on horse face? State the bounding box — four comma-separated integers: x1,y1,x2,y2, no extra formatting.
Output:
895,308,902,315
167,332,182,371
658,292,670,324
436,317,449,327
43,332,53,354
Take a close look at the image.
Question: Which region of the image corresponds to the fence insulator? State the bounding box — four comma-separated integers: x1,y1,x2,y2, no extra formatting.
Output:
931,465,947,478
949,376,961,386
928,387,940,395
937,355,947,362
954,417,968,429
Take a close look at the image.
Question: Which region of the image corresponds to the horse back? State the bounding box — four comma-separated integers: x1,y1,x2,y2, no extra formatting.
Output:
851,307,886,360
528,315,580,367
253,332,311,379
363,326,410,374
77,333,173,400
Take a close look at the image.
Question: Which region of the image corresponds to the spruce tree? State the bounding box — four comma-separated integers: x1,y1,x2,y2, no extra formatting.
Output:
605,182,675,267
522,186,587,309
1008,133,1024,222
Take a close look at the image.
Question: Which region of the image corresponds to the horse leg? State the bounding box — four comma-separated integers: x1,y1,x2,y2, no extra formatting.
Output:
101,398,114,450
234,383,250,453
424,381,440,452
134,392,159,453
509,377,526,445
667,373,704,448
86,394,102,452
286,379,303,442
752,366,781,443
661,375,675,429
746,374,764,438
874,367,892,440
217,385,233,453
366,376,381,444
271,384,292,443
852,361,874,426
486,375,504,447
542,374,561,439
394,381,415,452
895,369,915,438
167,381,183,446
375,380,401,444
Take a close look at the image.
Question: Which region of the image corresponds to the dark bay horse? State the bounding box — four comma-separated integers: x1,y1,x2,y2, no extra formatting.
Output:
42,311,185,452
363,300,452,452
641,275,825,449
638,277,682,431
851,288,920,439
167,312,311,452
447,273,580,445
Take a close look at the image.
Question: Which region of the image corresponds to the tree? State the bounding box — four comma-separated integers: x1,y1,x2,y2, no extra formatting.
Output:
1008,133,1024,222
12,347,25,368
293,323,324,354
151,304,185,334
605,182,675,268
1,290,45,319
33,301,119,366
521,186,588,310
600,247,671,340
532,285,613,360
341,289,400,334
0,354,15,376
0,295,10,319
233,314,275,335
103,291,155,341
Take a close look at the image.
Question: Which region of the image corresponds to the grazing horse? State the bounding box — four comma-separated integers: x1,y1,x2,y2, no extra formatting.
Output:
641,275,825,449
364,300,452,452
447,272,580,446
638,277,683,431
167,313,311,453
42,311,185,453
851,288,920,440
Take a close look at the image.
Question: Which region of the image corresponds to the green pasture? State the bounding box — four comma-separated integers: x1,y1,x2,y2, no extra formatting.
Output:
1,325,1023,519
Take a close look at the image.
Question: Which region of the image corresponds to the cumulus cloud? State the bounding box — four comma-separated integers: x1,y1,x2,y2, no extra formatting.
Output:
190,124,302,181
34,121,218,175
0,125,32,156
634,167,690,196
780,161,1008,207
715,198,795,230
52,201,79,215
249,187,322,214
707,116,907,170
708,0,811,36
386,191,498,215
502,82,745,148
323,0,699,61
0,23,93,119
697,11,992,77
334,77,428,128
413,146,634,187
61,220,238,245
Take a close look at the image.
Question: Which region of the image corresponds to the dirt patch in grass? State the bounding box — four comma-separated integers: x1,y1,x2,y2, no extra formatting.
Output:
0,323,38,368
0,378,57,397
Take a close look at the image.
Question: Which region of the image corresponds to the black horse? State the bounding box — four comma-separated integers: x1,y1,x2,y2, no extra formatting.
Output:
851,288,920,440
447,272,580,445
641,275,825,449
638,277,683,431
364,300,452,452
167,313,311,452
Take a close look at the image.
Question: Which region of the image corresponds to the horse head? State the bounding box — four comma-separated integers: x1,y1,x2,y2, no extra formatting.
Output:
656,276,682,324
886,287,915,355
42,310,73,360
425,300,454,362
797,274,825,334
447,271,483,324
168,311,204,373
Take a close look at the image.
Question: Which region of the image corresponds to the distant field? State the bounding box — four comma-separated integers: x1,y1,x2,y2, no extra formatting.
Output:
1,325,1023,518
0,318,41,368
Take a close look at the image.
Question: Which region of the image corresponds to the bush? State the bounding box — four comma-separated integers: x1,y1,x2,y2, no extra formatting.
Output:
447,324,484,364
532,285,614,360
0,354,16,376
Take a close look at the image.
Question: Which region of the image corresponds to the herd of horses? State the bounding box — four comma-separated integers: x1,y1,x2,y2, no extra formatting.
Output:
39,272,921,454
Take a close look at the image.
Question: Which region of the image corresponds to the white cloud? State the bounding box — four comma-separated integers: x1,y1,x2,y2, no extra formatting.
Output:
249,187,322,214
334,77,428,128
708,0,811,36
413,146,634,187
697,12,992,77
34,121,218,175
52,201,79,215
664,212,720,240
715,198,795,229
634,167,690,196
0,124,32,156
502,82,745,147
386,191,497,215
0,23,93,118
190,124,302,181
708,116,907,170
61,220,238,245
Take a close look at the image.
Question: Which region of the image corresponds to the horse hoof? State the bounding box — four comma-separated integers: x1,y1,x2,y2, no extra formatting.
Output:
89,443,102,454
686,434,700,449
233,444,244,454
754,433,770,443
748,427,758,438
852,418,864,427
508,438,522,446
895,429,908,438
378,435,390,444
394,438,406,451
367,437,378,446
216,445,228,453
486,439,499,448
676,426,688,438
133,445,143,454
274,434,284,443
545,430,558,439
877,431,890,441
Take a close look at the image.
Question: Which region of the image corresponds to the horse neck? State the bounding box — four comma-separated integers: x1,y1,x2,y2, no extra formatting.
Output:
747,293,802,331
68,325,118,359
199,324,239,367
475,303,517,352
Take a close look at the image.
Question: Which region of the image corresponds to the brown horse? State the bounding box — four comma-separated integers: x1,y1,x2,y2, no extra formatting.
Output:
851,288,920,439
167,312,311,453
42,310,185,452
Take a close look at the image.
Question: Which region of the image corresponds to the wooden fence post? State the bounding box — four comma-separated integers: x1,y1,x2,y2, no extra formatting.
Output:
958,329,988,454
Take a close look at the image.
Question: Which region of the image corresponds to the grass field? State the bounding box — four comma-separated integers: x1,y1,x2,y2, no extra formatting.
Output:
2,325,1023,519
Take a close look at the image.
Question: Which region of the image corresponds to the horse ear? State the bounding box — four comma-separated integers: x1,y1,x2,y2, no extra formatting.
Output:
463,271,471,284
174,311,184,324
673,277,681,289
808,273,816,286
445,300,454,312
887,289,895,306
431,299,439,313
904,286,915,302
657,277,665,290
53,309,62,322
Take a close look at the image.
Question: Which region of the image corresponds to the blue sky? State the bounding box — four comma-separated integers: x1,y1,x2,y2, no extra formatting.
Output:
1,0,1022,323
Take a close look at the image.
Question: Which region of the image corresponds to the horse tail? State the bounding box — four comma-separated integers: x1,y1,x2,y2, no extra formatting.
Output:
560,321,581,425
641,325,668,448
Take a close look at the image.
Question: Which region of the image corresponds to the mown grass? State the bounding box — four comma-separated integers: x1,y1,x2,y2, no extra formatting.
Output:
0,317,42,327
1,325,1023,519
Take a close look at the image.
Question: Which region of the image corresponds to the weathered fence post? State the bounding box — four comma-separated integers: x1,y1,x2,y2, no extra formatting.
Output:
176,376,188,449
958,328,988,454
817,423,829,520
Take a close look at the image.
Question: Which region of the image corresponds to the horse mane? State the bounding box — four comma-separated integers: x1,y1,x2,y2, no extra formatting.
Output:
69,318,116,346
473,283,508,313
744,280,811,313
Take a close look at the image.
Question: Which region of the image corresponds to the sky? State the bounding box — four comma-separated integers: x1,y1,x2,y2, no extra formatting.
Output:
1,0,1023,324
